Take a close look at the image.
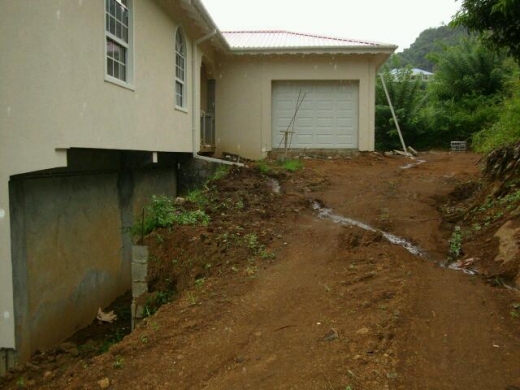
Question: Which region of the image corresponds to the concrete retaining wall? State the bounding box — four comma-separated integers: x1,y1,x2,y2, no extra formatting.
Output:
8,150,178,362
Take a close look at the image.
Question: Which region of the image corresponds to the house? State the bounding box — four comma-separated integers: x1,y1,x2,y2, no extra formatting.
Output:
390,67,434,82
0,0,396,371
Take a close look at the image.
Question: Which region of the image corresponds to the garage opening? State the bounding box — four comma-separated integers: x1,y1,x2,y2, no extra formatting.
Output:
271,80,359,150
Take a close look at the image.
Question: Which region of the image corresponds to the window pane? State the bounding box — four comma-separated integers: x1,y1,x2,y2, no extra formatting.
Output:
176,82,183,106
110,16,116,35
109,0,116,16
114,61,120,79
116,21,121,39
120,63,126,81
107,58,114,77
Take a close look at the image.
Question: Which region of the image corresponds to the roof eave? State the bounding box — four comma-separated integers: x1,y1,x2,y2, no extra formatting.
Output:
185,0,231,50
228,45,398,56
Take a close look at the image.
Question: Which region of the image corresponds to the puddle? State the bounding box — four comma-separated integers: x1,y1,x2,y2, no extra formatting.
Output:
312,201,424,257
401,159,427,170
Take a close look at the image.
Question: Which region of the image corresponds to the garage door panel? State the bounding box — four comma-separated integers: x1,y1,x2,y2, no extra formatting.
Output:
337,118,354,127
337,135,354,146
295,118,314,127
316,118,334,127
272,80,358,149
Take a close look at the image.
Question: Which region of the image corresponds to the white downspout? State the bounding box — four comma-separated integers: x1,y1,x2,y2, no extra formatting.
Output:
192,30,244,167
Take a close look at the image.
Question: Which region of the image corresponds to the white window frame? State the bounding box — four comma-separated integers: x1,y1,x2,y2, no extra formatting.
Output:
104,0,134,89
175,27,187,111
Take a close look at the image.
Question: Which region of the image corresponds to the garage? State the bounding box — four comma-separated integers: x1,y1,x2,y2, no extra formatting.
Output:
271,80,359,150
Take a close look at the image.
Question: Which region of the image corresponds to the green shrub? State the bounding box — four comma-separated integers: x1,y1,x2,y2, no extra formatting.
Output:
473,78,520,153
133,194,210,239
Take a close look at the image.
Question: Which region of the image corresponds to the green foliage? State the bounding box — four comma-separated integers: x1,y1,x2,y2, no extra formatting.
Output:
210,164,230,182
425,37,512,144
473,76,520,152
257,159,272,174
281,159,303,172
453,0,520,62
134,194,210,238
185,189,209,208
98,328,126,353
113,356,124,369
144,290,174,317
375,68,430,150
511,303,520,318
448,226,463,261
395,25,469,71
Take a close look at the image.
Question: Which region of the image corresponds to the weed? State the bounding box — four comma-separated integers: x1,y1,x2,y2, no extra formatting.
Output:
245,265,258,277
210,165,230,182
257,159,272,174
245,233,266,255
141,336,148,344
448,225,462,261
131,195,210,240
154,232,164,244
235,199,245,209
113,356,124,369
186,291,197,306
194,277,206,287
511,303,520,318
144,290,174,317
16,377,25,388
281,159,303,172
231,265,239,273
185,188,209,208
260,249,275,260
98,328,126,354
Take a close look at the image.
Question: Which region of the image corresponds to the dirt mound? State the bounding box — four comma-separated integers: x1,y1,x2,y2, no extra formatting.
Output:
440,143,520,286
3,152,520,390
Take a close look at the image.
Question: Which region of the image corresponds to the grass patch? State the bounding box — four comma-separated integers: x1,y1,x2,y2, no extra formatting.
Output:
281,159,303,172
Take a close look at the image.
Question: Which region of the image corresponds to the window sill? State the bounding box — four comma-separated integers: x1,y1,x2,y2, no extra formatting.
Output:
104,75,135,91
175,106,188,114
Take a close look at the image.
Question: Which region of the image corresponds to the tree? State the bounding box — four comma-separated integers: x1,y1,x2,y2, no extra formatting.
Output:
397,25,468,71
453,0,520,62
426,37,512,142
375,68,430,150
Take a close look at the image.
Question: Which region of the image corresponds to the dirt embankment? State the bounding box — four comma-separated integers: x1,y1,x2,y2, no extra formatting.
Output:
2,151,520,390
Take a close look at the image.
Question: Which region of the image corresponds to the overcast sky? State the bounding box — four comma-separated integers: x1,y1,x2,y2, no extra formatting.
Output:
201,0,462,52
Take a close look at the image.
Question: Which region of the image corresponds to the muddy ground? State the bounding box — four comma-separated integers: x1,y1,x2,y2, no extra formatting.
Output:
2,151,520,389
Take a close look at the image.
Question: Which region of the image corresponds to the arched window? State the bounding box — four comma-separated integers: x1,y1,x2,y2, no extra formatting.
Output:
175,28,186,108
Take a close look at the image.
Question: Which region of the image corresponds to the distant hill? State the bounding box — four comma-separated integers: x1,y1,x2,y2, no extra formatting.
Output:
394,25,469,72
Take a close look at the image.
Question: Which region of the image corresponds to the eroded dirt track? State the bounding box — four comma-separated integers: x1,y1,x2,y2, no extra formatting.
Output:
4,152,520,390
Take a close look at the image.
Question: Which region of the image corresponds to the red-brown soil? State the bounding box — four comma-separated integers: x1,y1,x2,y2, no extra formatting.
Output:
2,152,520,390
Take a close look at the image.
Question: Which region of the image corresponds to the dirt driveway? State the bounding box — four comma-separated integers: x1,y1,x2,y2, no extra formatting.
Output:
4,152,520,390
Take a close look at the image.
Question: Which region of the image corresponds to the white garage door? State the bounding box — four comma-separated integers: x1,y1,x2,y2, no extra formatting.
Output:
272,80,359,149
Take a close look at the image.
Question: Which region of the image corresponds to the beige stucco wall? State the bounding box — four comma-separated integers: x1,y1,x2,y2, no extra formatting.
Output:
0,0,208,352
214,53,381,160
